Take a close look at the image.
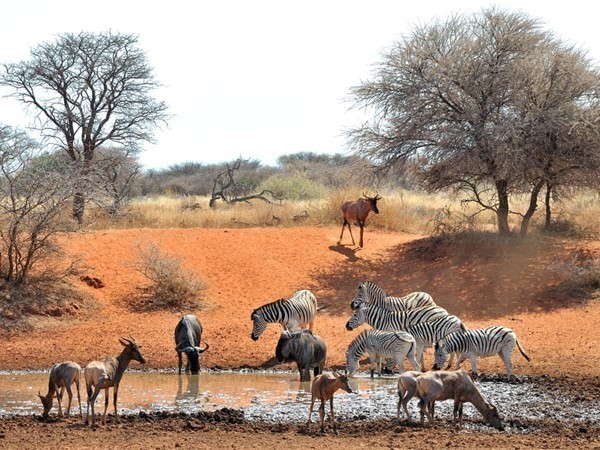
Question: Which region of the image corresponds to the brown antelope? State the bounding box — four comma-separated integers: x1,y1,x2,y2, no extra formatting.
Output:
338,193,381,248
84,336,146,426
307,371,352,434
38,361,83,419
416,370,504,430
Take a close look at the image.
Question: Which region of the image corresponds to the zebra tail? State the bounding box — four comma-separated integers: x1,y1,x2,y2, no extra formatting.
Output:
516,338,531,362
317,304,330,312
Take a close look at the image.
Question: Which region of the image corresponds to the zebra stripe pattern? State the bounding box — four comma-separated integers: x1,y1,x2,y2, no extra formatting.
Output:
405,315,466,371
350,280,436,312
345,329,419,376
250,290,318,341
346,303,449,332
433,325,531,374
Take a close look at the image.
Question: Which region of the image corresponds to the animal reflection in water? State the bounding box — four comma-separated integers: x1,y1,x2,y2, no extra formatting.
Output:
175,374,202,406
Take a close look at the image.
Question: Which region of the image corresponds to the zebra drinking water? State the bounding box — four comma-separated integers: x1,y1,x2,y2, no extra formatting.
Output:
346,303,449,332
345,329,420,377
349,280,435,311
250,289,318,341
432,325,531,374
405,315,467,371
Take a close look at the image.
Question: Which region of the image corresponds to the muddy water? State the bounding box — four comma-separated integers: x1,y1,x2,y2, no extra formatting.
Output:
1,371,598,429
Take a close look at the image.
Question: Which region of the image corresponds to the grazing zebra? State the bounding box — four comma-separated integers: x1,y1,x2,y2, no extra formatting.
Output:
345,303,449,332
349,280,435,311
405,315,467,371
433,326,531,374
250,289,318,341
345,329,420,377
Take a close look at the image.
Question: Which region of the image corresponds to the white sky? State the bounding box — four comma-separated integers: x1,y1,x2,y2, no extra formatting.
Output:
1,0,599,169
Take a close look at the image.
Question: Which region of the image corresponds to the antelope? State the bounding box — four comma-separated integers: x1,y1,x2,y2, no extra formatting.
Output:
416,370,504,430
84,336,146,426
338,193,381,248
38,361,83,419
307,371,353,434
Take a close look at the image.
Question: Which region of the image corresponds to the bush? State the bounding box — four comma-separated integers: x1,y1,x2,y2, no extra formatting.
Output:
133,243,207,310
259,174,326,200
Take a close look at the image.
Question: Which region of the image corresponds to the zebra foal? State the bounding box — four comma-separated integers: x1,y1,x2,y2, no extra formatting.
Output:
250,289,318,341
406,315,466,371
345,329,420,377
433,325,531,374
349,280,436,312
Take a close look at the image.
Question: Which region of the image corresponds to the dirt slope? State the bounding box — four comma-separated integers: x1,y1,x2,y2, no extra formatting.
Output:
1,226,599,449
1,227,598,378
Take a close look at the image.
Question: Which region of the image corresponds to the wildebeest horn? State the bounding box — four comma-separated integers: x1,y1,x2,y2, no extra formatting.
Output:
197,341,209,353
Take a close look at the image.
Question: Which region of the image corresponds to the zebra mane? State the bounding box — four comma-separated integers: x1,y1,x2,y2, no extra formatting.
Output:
347,330,370,358
361,280,387,297
253,297,287,314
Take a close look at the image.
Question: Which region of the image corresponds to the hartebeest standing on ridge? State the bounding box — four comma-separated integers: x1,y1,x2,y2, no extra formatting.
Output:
338,193,381,248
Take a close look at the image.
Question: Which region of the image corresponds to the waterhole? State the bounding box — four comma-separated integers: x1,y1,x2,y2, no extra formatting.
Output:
1,370,598,429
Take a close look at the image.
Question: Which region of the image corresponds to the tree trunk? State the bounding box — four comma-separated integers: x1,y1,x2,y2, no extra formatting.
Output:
495,180,510,235
520,180,545,236
544,182,552,231
73,192,85,225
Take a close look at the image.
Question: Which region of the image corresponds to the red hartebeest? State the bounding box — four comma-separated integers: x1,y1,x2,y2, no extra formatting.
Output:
338,193,381,248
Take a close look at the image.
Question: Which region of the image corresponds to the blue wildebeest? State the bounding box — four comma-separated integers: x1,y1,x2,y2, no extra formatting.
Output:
338,193,382,248
275,329,327,382
174,315,209,374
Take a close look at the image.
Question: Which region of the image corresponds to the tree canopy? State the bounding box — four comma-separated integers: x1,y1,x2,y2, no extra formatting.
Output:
1,31,169,223
348,8,600,235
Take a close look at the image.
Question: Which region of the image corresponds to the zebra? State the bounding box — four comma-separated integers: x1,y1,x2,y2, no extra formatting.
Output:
405,315,467,371
250,289,318,341
345,329,420,377
349,280,436,312
345,303,449,332
432,325,531,374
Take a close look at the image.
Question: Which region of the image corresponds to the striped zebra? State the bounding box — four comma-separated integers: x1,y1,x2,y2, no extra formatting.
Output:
433,326,531,374
345,303,449,332
405,315,466,371
349,280,436,312
250,290,318,341
345,329,419,377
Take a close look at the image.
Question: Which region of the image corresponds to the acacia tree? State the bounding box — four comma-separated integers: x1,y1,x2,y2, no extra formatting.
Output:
348,8,600,235
1,31,168,224
0,125,74,285
90,146,141,215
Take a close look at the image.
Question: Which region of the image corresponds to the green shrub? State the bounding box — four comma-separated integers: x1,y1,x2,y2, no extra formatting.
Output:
259,174,326,200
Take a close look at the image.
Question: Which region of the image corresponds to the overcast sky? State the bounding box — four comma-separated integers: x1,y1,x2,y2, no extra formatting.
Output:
1,0,599,169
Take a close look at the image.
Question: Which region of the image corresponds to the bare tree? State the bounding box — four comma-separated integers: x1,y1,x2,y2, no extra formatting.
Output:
90,146,141,215
209,157,277,208
348,8,600,235
1,31,168,224
0,125,74,285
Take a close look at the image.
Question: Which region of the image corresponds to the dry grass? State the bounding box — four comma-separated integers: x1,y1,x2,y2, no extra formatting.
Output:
84,189,600,236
